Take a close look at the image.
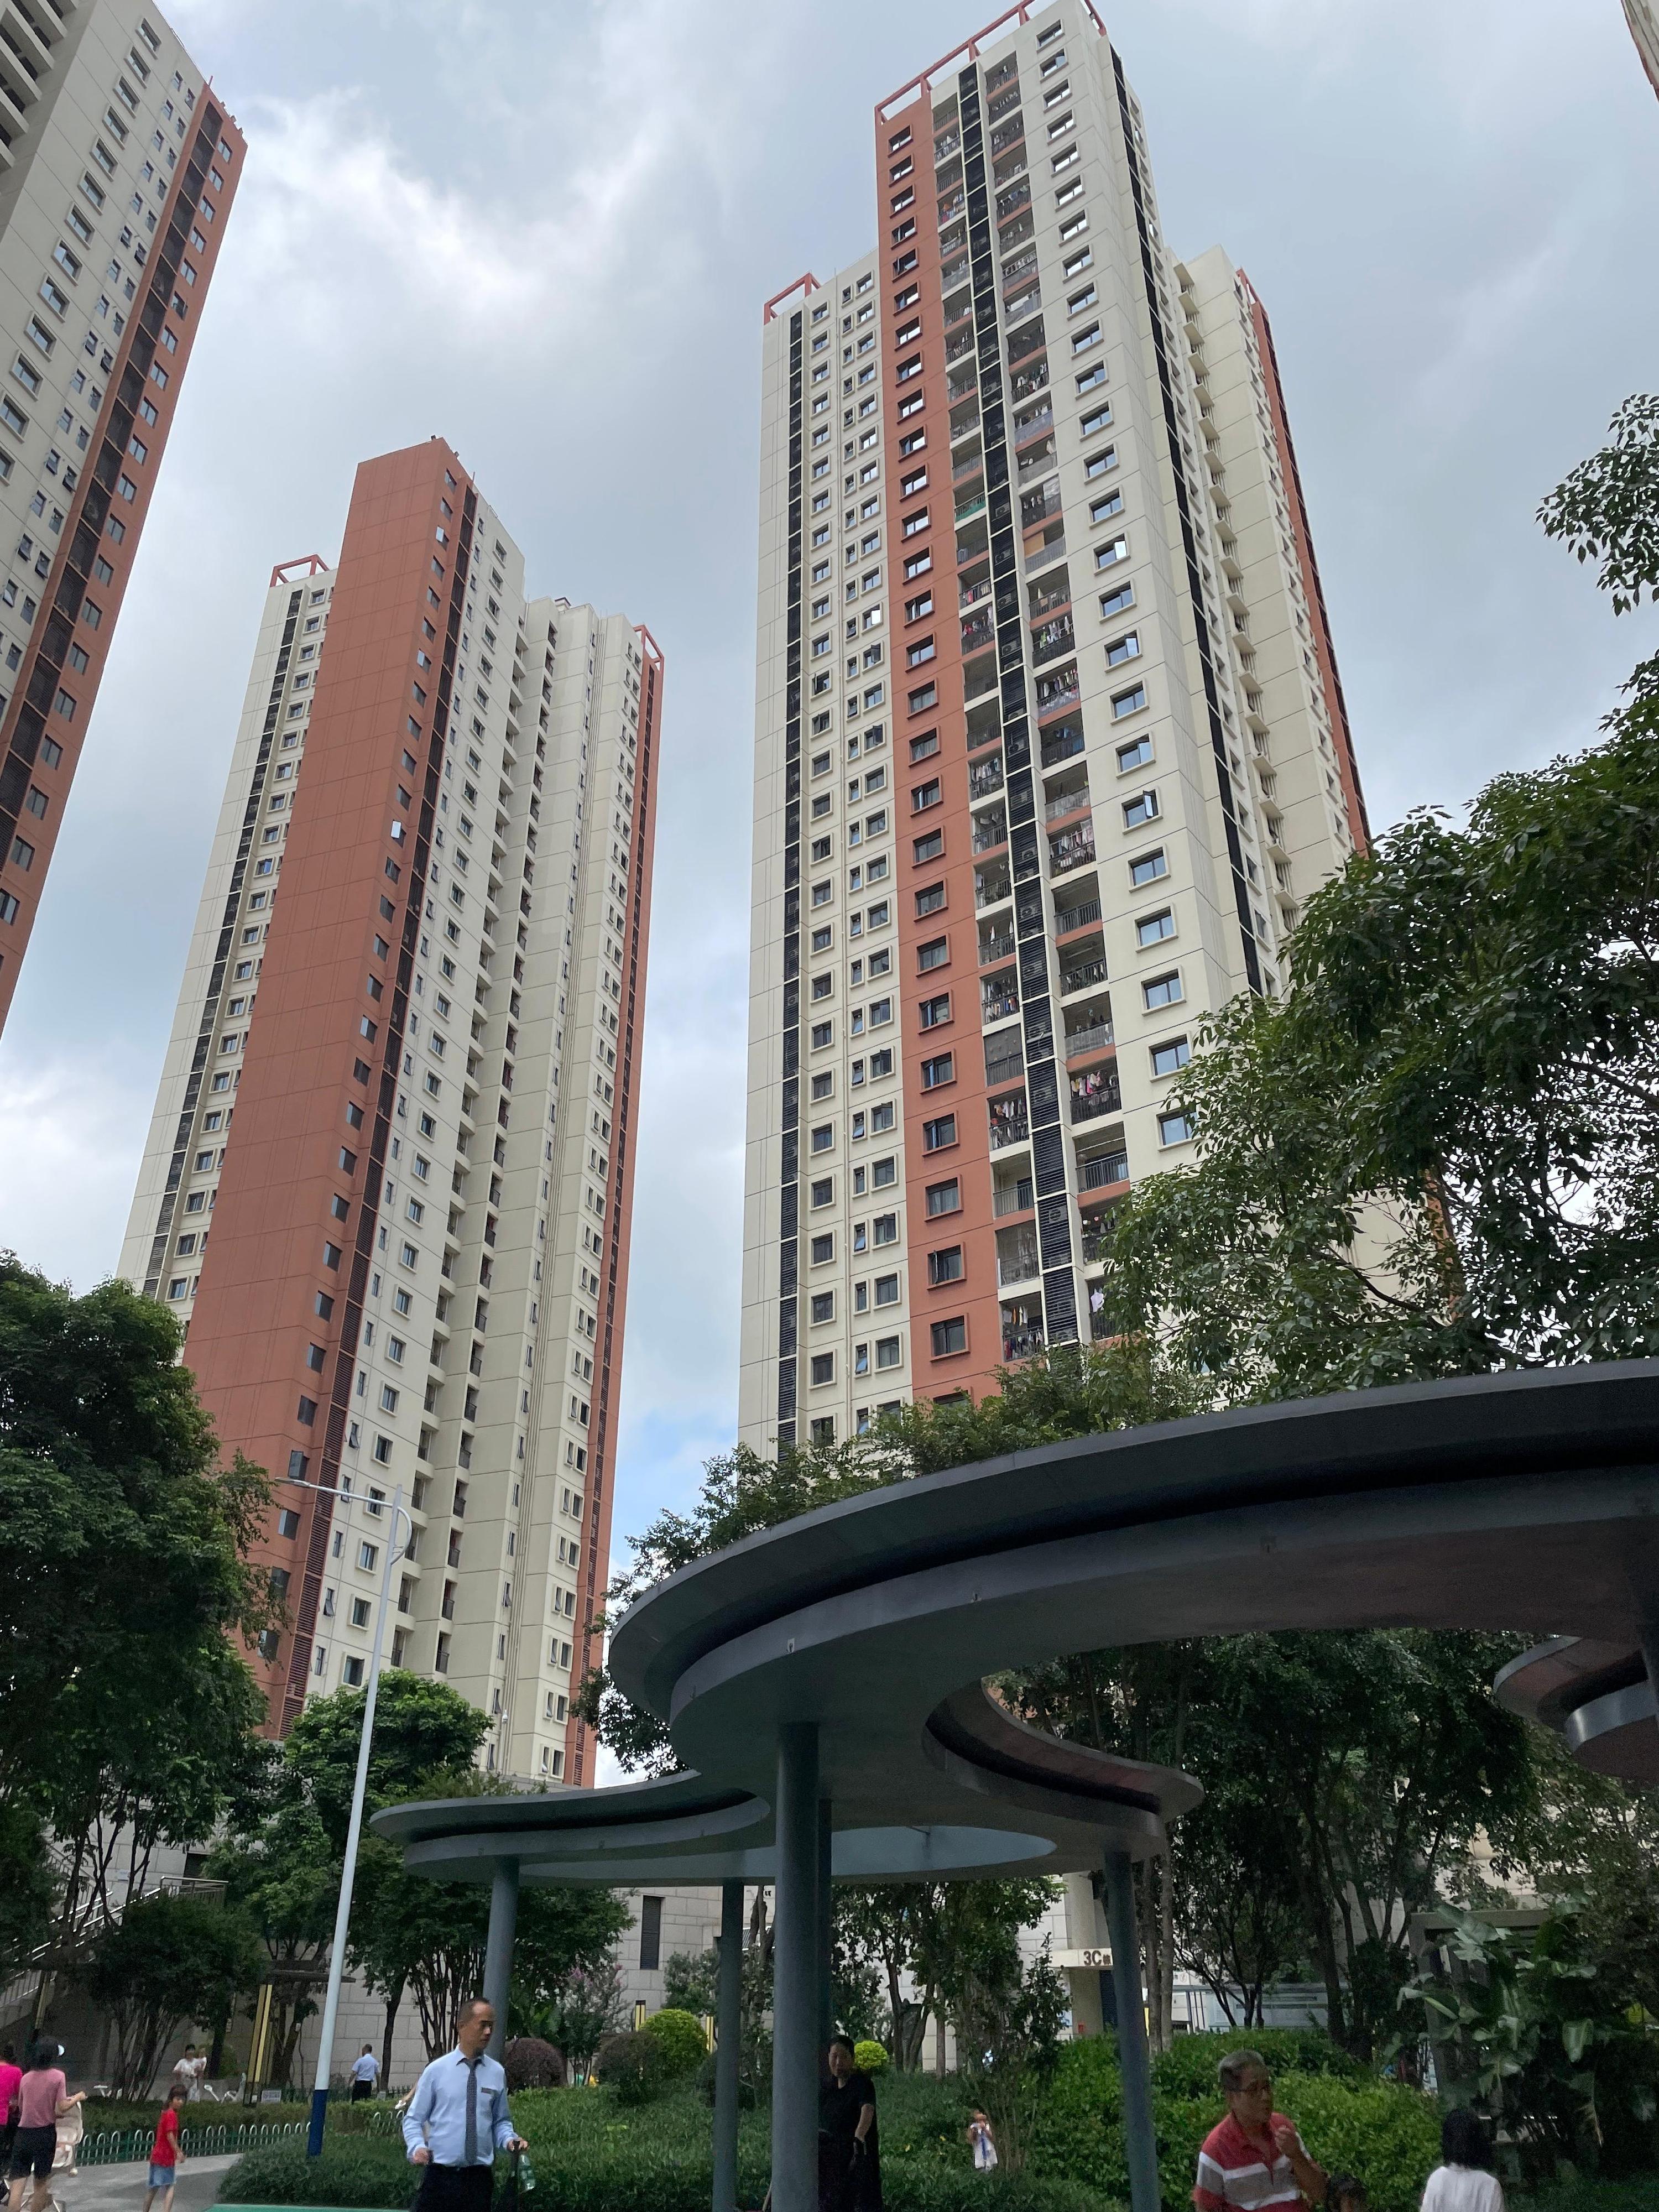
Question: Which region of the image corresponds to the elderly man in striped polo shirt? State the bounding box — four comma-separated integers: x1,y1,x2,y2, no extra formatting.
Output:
1193,2049,1328,2211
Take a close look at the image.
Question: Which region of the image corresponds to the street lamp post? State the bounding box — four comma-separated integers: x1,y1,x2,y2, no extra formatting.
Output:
276,1472,408,2159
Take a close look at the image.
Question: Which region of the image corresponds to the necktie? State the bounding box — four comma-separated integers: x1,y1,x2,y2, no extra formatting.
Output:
464,2058,478,2166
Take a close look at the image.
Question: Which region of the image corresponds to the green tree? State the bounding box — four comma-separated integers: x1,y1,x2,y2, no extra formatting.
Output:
0,1258,273,2011
85,1891,263,2098
1398,1899,1659,2183
910,1880,1064,2171
1098,399,1659,1396
284,1672,492,2077
576,1343,1206,1775
0,1259,272,1793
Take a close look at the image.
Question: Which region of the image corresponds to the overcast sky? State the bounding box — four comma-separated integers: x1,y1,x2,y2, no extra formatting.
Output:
0,0,1655,1574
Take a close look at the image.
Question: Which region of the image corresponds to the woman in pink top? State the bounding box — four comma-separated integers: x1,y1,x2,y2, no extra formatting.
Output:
0,2048,21,2177
7,2044,82,2212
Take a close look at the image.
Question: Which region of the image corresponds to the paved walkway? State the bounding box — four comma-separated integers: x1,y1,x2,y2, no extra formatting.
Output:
62,2153,239,2212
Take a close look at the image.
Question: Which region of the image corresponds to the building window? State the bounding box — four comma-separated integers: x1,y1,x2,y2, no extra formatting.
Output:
931,1317,967,1358
922,1114,957,1151
1136,909,1176,947
1130,848,1167,887
928,1246,964,1285
810,1353,835,1385
1151,1037,1190,1078
1117,735,1153,772
1143,972,1184,1011
639,1896,664,1972
920,1052,954,1088
1122,790,1159,830
1112,684,1147,720
1159,1110,1193,1147
926,1178,961,1216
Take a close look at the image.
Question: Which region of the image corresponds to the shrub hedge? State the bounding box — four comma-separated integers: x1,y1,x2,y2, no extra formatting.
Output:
220,2046,1648,2212
1027,2033,1440,2212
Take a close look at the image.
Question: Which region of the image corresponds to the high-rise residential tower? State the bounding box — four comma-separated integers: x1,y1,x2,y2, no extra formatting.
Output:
119,439,662,1781
0,0,240,1031
740,0,1367,1447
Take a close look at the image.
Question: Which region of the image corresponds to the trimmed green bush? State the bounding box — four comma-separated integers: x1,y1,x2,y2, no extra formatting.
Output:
1028,2034,1438,2212
593,2030,670,2106
855,2039,890,2074
643,2008,709,2078
1148,2027,1364,2099
219,2142,416,2208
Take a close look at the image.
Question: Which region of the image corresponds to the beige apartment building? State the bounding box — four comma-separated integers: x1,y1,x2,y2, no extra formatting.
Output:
0,0,239,1031
740,0,1368,1451
119,439,661,1784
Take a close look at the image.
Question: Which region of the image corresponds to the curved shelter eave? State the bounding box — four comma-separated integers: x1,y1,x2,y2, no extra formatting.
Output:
610,1361,1659,1728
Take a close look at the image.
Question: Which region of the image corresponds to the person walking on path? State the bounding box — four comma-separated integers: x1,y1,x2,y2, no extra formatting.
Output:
0,2047,22,2179
141,2085,188,2212
400,2000,526,2212
6,2044,82,2212
349,2047,380,2104
1420,2112,1505,2212
1193,2049,1327,2210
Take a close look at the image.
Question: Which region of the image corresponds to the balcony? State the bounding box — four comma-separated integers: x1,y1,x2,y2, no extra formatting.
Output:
993,1177,1034,1217
1065,1018,1115,1059
1036,670,1081,722
934,128,962,163
1049,818,1096,875
1029,568,1071,621
975,869,1011,910
982,975,1019,1023
985,1044,1024,1091
1039,723,1084,773
968,753,1004,800
979,931,1014,966
1003,1323,1045,1362
1020,478,1062,532
1061,952,1108,996
997,1235,1040,1287
961,609,993,655
946,326,976,366
989,1098,1029,1150
938,184,966,222
972,811,1008,855
1070,1070,1121,1124
1044,781,1089,823
1054,895,1102,935
1081,1150,1130,1192
1015,401,1053,445
995,184,1031,228
1032,610,1076,666
954,488,987,527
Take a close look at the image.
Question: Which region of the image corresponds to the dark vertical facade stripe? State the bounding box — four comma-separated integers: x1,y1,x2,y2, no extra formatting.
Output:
776,310,806,1441
958,59,1077,1347
1110,49,1262,997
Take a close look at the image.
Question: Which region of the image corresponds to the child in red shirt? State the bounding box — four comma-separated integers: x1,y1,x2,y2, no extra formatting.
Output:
142,2086,187,2212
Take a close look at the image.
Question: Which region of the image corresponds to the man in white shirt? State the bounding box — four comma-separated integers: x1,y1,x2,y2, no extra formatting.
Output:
400,2000,526,2212
349,2047,380,2104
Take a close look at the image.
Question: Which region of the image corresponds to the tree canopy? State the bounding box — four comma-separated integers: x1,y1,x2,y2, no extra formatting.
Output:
0,1256,272,1982
1095,396,1659,1395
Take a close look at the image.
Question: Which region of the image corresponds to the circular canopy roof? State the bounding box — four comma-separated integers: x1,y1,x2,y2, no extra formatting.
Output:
375,1361,1659,1884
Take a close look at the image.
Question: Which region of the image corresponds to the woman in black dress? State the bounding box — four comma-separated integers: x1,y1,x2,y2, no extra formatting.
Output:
818,2037,881,2212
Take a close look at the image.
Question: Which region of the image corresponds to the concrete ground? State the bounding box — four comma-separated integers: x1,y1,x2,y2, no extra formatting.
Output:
58,2153,240,2212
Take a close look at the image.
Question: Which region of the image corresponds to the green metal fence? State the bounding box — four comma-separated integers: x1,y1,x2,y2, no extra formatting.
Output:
77,2120,307,2168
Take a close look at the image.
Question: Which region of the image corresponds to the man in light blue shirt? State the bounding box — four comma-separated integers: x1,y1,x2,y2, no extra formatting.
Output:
401,1999,526,2212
